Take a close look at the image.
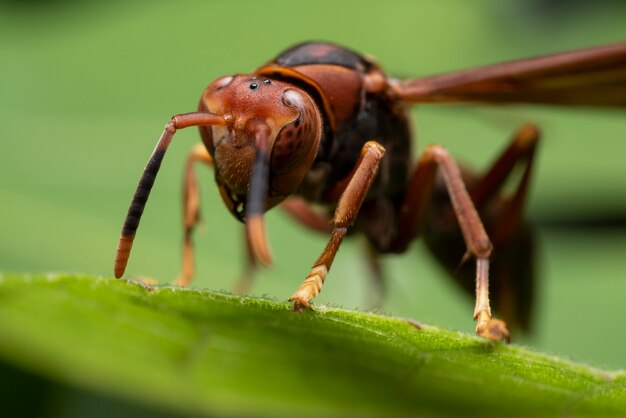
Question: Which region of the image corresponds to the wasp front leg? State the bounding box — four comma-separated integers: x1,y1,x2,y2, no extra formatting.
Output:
289,141,385,311
235,197,333,295
177,143,262,294
175,143,213,287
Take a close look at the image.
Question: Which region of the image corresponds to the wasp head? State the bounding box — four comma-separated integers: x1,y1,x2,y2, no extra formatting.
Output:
198,74,323,264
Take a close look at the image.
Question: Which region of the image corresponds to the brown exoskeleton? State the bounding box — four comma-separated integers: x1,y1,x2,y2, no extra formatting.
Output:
115,41,626,342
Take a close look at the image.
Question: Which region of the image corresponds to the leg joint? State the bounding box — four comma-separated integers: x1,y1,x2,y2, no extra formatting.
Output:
516,123,541,149
423,144,449,162
471,238,493,259
363,140,386,158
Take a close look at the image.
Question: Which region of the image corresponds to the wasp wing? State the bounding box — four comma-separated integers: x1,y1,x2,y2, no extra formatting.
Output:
397,41,626,107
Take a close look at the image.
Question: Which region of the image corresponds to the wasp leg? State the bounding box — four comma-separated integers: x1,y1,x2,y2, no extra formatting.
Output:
469,124,540,330
280,197,332,234
176,144,264,293
424,125,540,331
289,141,386,311
282,198,385,308
175,144,213,287
471,124,539,243
390,144,509,342
235,198,332,295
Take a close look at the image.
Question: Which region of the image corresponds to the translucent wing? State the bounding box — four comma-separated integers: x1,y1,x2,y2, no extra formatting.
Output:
397,41,626,107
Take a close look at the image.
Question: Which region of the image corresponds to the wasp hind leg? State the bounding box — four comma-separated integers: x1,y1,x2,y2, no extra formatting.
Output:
388,144,510,342
466,124,540,331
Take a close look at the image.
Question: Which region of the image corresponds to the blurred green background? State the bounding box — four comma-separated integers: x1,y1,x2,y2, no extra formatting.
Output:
0,0,624,381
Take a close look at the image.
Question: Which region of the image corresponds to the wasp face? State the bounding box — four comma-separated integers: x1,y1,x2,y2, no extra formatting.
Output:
198,74,322,221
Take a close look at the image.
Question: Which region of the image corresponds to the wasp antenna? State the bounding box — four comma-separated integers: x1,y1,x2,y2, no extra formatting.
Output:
114,112,226,278
245,123,273,266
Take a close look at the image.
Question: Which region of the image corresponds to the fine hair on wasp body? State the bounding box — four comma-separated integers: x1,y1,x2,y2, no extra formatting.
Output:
115,41,626,343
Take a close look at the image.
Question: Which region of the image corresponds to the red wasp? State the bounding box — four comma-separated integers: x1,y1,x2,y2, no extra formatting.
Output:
115,41,626,342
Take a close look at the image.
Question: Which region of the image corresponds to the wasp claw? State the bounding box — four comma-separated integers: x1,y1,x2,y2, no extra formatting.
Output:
477,317,510,343
289,296,312,313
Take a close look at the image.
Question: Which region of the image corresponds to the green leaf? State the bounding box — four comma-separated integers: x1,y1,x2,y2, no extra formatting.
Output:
0,273,624,418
